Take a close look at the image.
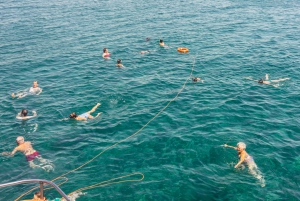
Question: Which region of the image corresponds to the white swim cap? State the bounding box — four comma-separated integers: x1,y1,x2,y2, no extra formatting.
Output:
237,142,246,149
16,136,24,143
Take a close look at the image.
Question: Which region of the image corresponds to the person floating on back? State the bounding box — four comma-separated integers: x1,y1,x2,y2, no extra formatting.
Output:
1,136,53,171
16,109,37,120
69,103,102,121
223,142,265,187
12,81,42,99
246,74,290,87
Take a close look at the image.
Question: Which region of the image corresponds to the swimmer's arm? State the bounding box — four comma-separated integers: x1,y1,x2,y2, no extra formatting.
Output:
1,147,19,156
234,154,245,168
223,144,237,150
24,111,37,119
16,113,21,119
36,88,42,95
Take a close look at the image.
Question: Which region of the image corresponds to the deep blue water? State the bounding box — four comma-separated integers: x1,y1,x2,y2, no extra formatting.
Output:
1,0,300,200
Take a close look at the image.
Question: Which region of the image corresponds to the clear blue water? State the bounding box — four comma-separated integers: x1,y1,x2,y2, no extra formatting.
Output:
1,0,300,200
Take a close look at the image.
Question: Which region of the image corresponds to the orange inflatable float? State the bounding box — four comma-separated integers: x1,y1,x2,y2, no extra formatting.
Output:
177,47,189,53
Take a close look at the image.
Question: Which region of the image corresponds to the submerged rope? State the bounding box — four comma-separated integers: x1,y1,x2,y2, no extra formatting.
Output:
15,56,197,201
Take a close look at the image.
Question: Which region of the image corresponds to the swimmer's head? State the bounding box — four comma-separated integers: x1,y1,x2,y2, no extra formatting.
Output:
237,142,246,150
146,37,150,41
192,78,200,82
258,79,264,84
21,109,28,117
16,136,24,144
117,59,122,64
103,48,108,53
33,81,38,88
160,39,163,43
69,112,78,119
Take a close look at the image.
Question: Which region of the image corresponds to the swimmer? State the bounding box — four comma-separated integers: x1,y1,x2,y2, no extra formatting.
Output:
159,39,168,47
12,81,42,99
102,48,111,59
224,142,265,187
146,37,151,41
69,103,102,121
247,74,290,87
192,77,204,83
140,50,150,54
16,109,37,120
116,59,124,68
1,136,52,170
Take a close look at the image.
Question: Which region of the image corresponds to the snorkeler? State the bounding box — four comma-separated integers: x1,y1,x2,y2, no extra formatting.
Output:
247,74,290,87
12,81,42,99
223,142,265,187
16,109,37,120
1,136,52,171
192,77,204,83
116,59,124,68
159,39,168,47
102,48,111,59
69,103,102,121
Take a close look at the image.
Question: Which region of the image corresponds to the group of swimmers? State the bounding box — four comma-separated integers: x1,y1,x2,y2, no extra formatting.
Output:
1,82,103,173
1,38,292,200
102,38,204,82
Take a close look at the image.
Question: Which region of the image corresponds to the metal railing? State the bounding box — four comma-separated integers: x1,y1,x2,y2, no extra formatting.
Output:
0,179,71,201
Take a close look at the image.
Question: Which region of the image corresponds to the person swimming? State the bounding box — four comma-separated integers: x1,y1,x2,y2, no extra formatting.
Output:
247,74,290,87
69,103,102,121
116,59,124,68
192,77,204,83
159,39,167,47
12,81,42,99
1,136,53,171
102,48,111,59
146,37,151,41
223,142,265,187
16,109,37,120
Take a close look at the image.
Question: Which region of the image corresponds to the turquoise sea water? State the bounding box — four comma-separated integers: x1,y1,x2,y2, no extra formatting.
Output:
1,0,300,200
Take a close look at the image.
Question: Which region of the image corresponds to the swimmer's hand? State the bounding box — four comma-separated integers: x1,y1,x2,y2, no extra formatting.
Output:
1,152,12,156
223,144,228,147
96,103,101,106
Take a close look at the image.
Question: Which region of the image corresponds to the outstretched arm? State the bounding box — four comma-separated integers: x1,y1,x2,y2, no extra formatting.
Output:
1,148,18,156
223,144,237,150
271,78,290,83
